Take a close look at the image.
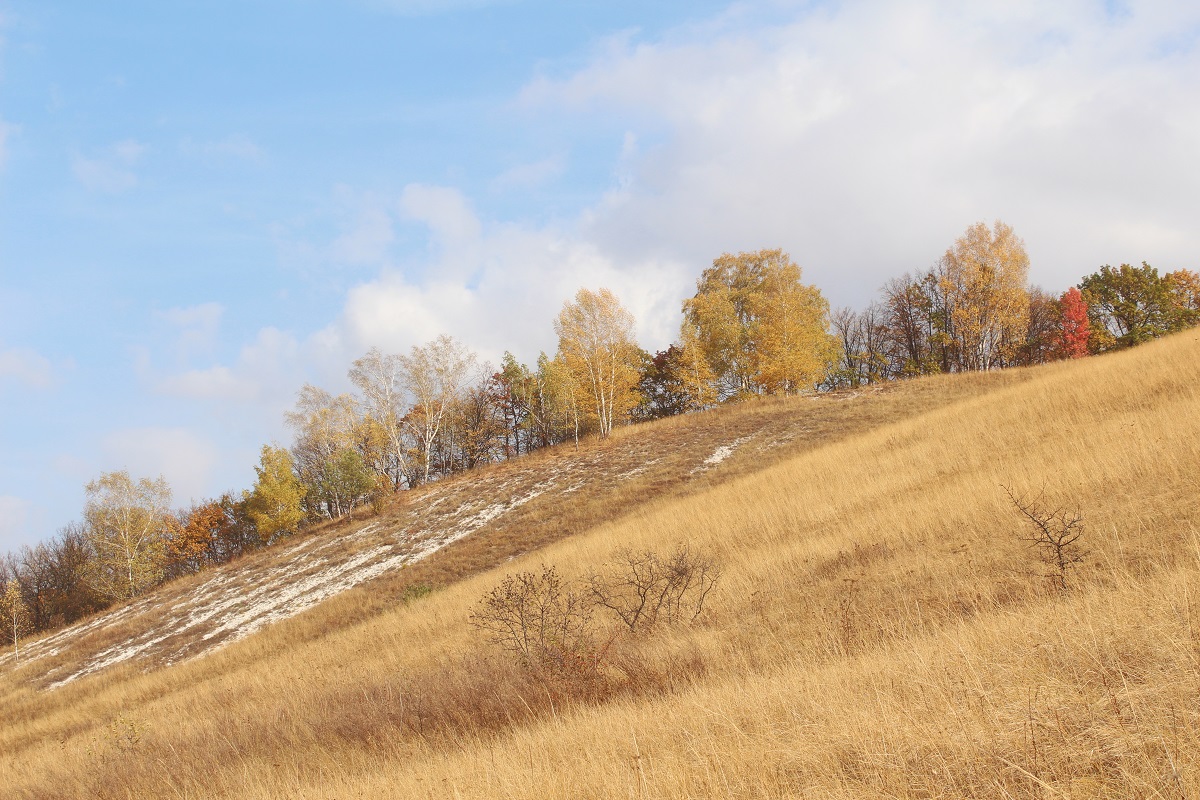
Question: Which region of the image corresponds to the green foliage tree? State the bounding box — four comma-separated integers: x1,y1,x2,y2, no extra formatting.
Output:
315,448,377,519
83,471,173,602
1080,263,1178,351
245,445,305,542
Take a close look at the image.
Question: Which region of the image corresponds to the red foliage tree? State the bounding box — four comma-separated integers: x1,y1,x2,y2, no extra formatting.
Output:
1058,287,1090,359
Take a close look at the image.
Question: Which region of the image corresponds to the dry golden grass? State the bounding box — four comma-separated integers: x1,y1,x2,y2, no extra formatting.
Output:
2,330,1198,798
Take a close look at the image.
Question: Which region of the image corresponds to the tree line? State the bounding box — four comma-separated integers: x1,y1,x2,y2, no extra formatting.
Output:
3,220,1198,654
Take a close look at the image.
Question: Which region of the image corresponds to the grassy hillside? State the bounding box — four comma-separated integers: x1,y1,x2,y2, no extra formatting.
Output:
2,331,1198,798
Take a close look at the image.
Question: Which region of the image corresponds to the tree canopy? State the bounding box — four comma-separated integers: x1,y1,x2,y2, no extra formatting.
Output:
681,249,837,401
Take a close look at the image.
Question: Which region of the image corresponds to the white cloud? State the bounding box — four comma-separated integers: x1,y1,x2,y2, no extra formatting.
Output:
176,1,1200,426
72,139,145,193
327,185,688,365
156,326,301,405
100,427,219,505
521,0,1200,303
0,344,54,389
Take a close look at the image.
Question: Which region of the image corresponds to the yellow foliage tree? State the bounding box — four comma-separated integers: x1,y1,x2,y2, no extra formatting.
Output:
245,445,306,542
553,288,643,438
682,249,837,399
937,221,1031,370
83,471,173,602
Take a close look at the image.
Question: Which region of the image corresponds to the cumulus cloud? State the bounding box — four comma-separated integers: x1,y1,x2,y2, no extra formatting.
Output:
156,326,301,405
100,427,219,505
72,139,146,193
522,0,1200,303
0,344,55,389
172,1,1200,425
318,183,689,366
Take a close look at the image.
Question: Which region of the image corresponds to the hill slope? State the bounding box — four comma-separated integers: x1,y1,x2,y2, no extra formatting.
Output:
2,331,1198,799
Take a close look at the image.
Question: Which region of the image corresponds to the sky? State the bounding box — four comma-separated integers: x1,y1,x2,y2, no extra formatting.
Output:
1,0,1198,553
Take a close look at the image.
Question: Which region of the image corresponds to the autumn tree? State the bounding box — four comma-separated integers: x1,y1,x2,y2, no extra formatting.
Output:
543,351,587,446
1010,287,1061,367
165,497,257,577
0,579,31,659
401,334,476,484
830,304,892,387
491,354,534,456
682,250,837,399
447,373,507,470
880,273,941,376
1165,269,1200,330
349,347,415,490
553,288,643,438
83,470,173,602
635,346,692,420
1058,286,1090,359
675,323,719,409
9,524,101,632
245,445,305,541
936,221,1031,371
7,545,53,632
286,384,363,509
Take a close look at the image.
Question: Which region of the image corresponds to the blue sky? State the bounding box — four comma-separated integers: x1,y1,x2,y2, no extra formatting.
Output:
2,0,1199,553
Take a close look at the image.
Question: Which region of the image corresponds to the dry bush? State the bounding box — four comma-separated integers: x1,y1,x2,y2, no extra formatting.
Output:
588,545,720,633
1004,485,1086,591
469,565,601,678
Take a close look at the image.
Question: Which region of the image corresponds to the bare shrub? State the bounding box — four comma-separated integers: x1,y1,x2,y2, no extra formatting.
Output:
470,565,599,677
1004,485,1086,592
589,545,720,633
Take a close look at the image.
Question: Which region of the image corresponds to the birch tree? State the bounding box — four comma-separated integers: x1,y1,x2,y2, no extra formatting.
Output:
553,288,642,438
0,579,31,660
83,471,173,602
401,335,476,484
349,347,414,490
